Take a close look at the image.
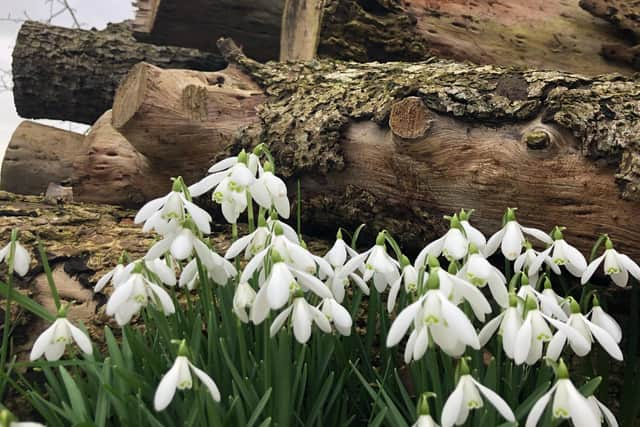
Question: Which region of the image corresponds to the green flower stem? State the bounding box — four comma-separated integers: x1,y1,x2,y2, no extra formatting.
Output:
37,240,61,311
246,192,255,234
0,270,13,398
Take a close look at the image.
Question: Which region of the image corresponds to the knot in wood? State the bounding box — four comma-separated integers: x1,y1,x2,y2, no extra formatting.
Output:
389,96,432,140
523,130,550,149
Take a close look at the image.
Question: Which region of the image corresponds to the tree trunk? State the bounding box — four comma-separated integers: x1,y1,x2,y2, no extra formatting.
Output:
12,21,225,124
0,121,85,195
108,39,640,259
131,0,635,75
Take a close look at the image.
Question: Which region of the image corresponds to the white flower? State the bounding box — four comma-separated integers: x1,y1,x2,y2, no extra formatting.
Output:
387,288,481,360
526,369,599,427
459,209,487,253
106,271,175,325
320,298,353,336
413,414,439,427
479,303,522,359
154,354,220,411
0,239,30,277
416,227,468,264
362,234,400,292
459,252,509,308
179,254,237,290
530,228,587,278
188,152,259,198
269,297,331,344
325,251,370,303
388,263,420,312
485,208,552,260
547,299,623,361
0,410,45,427
233,282,256,323
588,396,619,427
250,168,290,218
514,299,590,366
225,223,271,260
436,268,492,322
590,303,622,344
324,235,359,268
145,258,177,287
212,176,249,224
581,238,640,287
441,372,515,427
514,244,543,286
30,317,93,361
94,261,134,293
135,185,212,235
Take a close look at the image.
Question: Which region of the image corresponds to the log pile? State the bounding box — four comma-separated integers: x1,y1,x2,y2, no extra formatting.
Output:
3,0,640,260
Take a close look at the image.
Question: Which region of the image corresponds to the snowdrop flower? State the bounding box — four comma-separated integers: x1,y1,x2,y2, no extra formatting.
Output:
325,250,370,303
320,297,353,336
233,282,256,323
529,227,587,278
135,177,212,235
179,253,237,290
250,161,290,218
458,247,509,308
387,270,481,360
362,232,400,292
515,242,543,286
441,359,515,427
213,176,249,224
145,258,177,287
416,214,469,265
188,150,259,198
589,296,622,344
154,341,220,411
412,393,440,427
525,360,599,427
106,267,175,325
0,409,45,427
225,219,271,260
388,257,420,312
515,296,589,366
30,311,93,361
324,230,359,269
434,260,492,322
0,232,30,277
538,278,568,321
581,236,640,287
479,295,522,359
547,298,623,361
459,209,487,253
94,256,135,293
269,296,331,344
486,208,552,260
588,396,619,427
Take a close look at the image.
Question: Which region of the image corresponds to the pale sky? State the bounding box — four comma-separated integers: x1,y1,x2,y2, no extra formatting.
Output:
0,0,134,172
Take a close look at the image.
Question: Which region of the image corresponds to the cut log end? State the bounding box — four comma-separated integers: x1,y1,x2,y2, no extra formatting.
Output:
111,62,154,130
389,97,433,140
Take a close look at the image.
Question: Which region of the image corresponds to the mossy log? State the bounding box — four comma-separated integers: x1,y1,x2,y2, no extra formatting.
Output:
12,21,225,124
132,0,634,75
101,39,640,260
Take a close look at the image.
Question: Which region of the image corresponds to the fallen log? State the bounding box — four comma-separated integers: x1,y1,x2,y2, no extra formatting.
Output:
132,0,634,75
0,121,85,195
102,39,640,259
71,110,169,206
12,21,225,124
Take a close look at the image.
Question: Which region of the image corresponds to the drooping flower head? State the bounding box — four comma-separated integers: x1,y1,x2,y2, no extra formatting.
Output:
581,235,640,287
486,208,552,261
30,305,93,362
0,230,31,277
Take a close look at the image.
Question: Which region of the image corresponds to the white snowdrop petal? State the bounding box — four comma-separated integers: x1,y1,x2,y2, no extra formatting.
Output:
440,297,480,349
13,243,30,276
148,282,176,314
240,248,269,283
94,269,114,293
479,313,503,347
267,263,293,310
292,268,333,299
225,232,255,259
188,172,226,197
249,179,271,209
386,300,422,347
462,220,487,250
543,314,590,357
502,222,524,260
567,383,600,427
30,323,56,361
471,378,515,422
485,228,506,257
145,237,173,261
106,279,135,315
45,342,66,361
545,331,566,361
183,199,212,234
581,254,605,285
250,286,270,324
292,299,312,344
413,326,429,361
441,383,465,427
587,319,623,361
350,273,370,295
595,398,619,427
135,196,168,224
525,388,554,427
528,247,551,278
619,253,640,280
67,321,93,355
591,307,622,343
415,237,445,267
521,226,552,244
514,316,533,365
154,360,182,411
208,157,237,173
269,306,293,337
326,239,348,268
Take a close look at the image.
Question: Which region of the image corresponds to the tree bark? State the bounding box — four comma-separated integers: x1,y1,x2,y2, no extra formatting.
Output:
132,0,635,75
12,21,225,124
108,39,640,259
0,121,85,195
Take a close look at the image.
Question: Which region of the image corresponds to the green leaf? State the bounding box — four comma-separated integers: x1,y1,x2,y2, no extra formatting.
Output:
59,366,89,422
0,280,55,321
579,377,602,397
247,388,272,427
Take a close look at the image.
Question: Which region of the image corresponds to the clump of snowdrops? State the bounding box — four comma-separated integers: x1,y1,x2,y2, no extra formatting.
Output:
0,144,639,427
